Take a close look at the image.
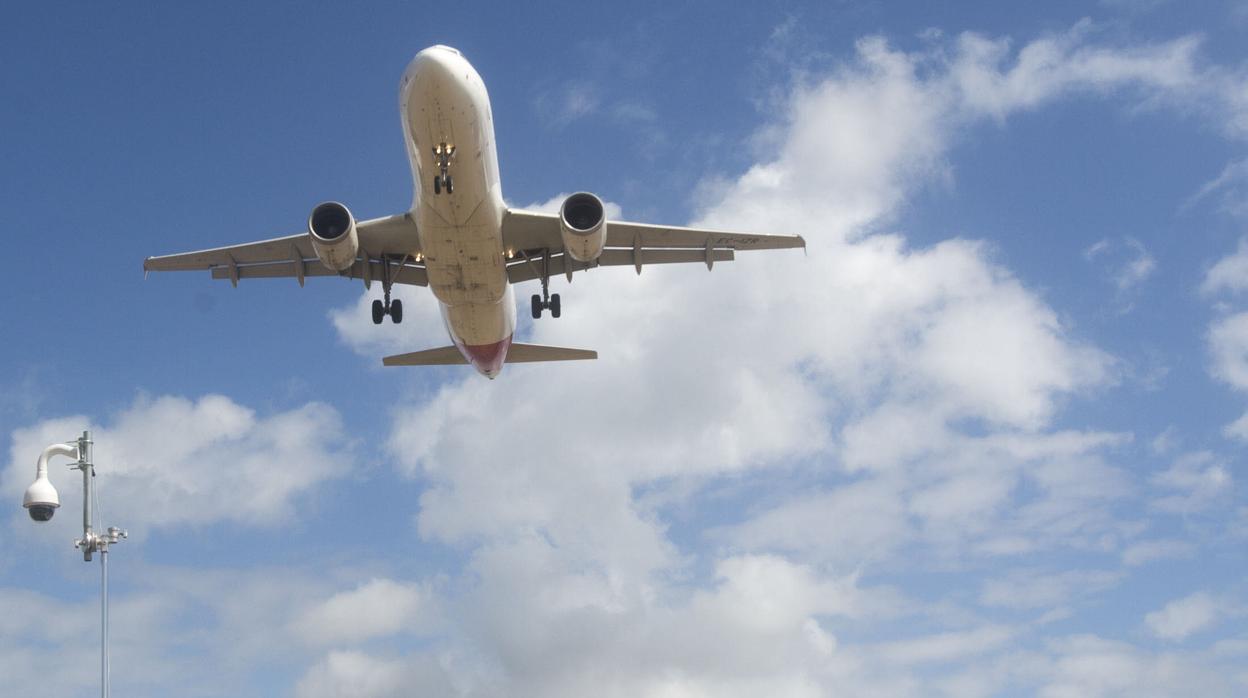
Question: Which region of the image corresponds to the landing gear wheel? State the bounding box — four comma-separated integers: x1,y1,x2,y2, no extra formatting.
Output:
390,299,403,324
550,293,561,318
433,176,442,195
531,294,542,319
445,175,453,194
371,299,385,325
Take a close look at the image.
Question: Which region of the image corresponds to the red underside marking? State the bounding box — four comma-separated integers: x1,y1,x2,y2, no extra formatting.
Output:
461,336,512,375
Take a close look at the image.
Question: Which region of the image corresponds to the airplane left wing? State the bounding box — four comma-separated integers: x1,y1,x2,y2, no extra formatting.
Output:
500,209,804,283
143,213,428,287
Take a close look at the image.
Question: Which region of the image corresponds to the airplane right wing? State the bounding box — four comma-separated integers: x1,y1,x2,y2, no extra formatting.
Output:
500,209,805,283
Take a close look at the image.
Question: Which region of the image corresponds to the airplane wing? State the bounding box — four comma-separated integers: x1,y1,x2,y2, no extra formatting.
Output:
499,209,805,283
143,213,428,287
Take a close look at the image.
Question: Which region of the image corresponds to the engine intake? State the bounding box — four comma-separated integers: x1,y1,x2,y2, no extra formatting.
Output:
308,201,360,272
559,192,607,263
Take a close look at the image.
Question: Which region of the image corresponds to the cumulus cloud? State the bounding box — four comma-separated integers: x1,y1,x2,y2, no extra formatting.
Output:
296,651,457,698
1,394,352,532
292,578,435,646
0,565,348,695
1203,238,1248,296
1145,591,1221,641
318,21,1248,697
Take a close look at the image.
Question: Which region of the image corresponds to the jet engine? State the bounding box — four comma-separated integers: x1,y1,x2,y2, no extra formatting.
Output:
559,192,608,263
308,201,360,272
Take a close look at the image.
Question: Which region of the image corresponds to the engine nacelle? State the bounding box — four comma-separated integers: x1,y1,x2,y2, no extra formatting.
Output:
559,192,608,263
308,201,360,272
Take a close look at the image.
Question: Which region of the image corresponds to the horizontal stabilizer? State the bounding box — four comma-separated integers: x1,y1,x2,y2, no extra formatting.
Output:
382,343,597,367
505,343,597,363
382,346,467,366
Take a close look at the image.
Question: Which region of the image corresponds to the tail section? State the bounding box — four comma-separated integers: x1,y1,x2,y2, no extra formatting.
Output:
383,343,597,367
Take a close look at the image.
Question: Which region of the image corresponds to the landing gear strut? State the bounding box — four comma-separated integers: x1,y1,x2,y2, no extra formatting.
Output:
371,256,403,324
526,248,561,319
432,142,455,195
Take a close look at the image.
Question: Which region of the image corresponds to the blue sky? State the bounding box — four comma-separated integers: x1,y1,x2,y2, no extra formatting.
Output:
3,1,1248,696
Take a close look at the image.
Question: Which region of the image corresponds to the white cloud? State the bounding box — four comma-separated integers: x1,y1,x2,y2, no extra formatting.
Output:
295,650,457,698
1209,312,1248,390
1150,451,1233,514
1084,237,1156,296
1038,634,1245,696
1121,538,1197,566
292,578,434,646
1,394,352,531
1204,238,1248,296
533,81,602,127
980,569,1122,611
1188,159,1248,217
1224,410,1248,441
317,22,1248,697
0,564,342,695
877,625,1014,665
1145,591,1221,641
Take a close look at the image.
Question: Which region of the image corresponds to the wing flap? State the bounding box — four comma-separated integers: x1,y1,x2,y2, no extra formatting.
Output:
605,219,806,251
210,259,429,286
506,248,734,284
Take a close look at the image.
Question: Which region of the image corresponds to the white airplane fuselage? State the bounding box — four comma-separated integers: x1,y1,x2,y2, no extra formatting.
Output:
400,46,515,378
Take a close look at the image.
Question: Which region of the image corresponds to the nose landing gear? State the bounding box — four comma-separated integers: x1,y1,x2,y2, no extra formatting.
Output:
432,142,455,195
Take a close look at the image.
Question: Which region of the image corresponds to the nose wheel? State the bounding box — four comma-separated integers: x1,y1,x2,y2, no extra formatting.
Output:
432,142,455,195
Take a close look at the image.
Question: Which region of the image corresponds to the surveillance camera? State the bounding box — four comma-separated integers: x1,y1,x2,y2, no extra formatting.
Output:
23,476,60,524
27,504,56,522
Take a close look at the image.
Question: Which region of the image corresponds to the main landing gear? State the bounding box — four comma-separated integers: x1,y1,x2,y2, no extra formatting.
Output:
432,142,455,195
527,248,561,319
531,292,560,319
371,256,403,325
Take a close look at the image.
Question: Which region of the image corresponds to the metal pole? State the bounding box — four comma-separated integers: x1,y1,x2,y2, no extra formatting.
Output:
36,431,124,698
81,431,93,562
102,547,109,698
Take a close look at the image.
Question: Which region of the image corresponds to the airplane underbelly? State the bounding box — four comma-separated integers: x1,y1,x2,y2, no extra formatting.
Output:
402,51,507,307
442,284,516,347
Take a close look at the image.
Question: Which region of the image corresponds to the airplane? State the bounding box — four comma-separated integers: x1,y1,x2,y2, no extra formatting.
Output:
144,45,805,379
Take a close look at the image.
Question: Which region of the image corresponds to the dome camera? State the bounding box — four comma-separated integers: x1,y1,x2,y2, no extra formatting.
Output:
23,476,60,523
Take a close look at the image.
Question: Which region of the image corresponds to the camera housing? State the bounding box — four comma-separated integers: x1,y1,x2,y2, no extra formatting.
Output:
23,476,60,523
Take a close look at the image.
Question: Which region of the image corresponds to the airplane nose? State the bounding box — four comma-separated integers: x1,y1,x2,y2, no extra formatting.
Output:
408,46,463,82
